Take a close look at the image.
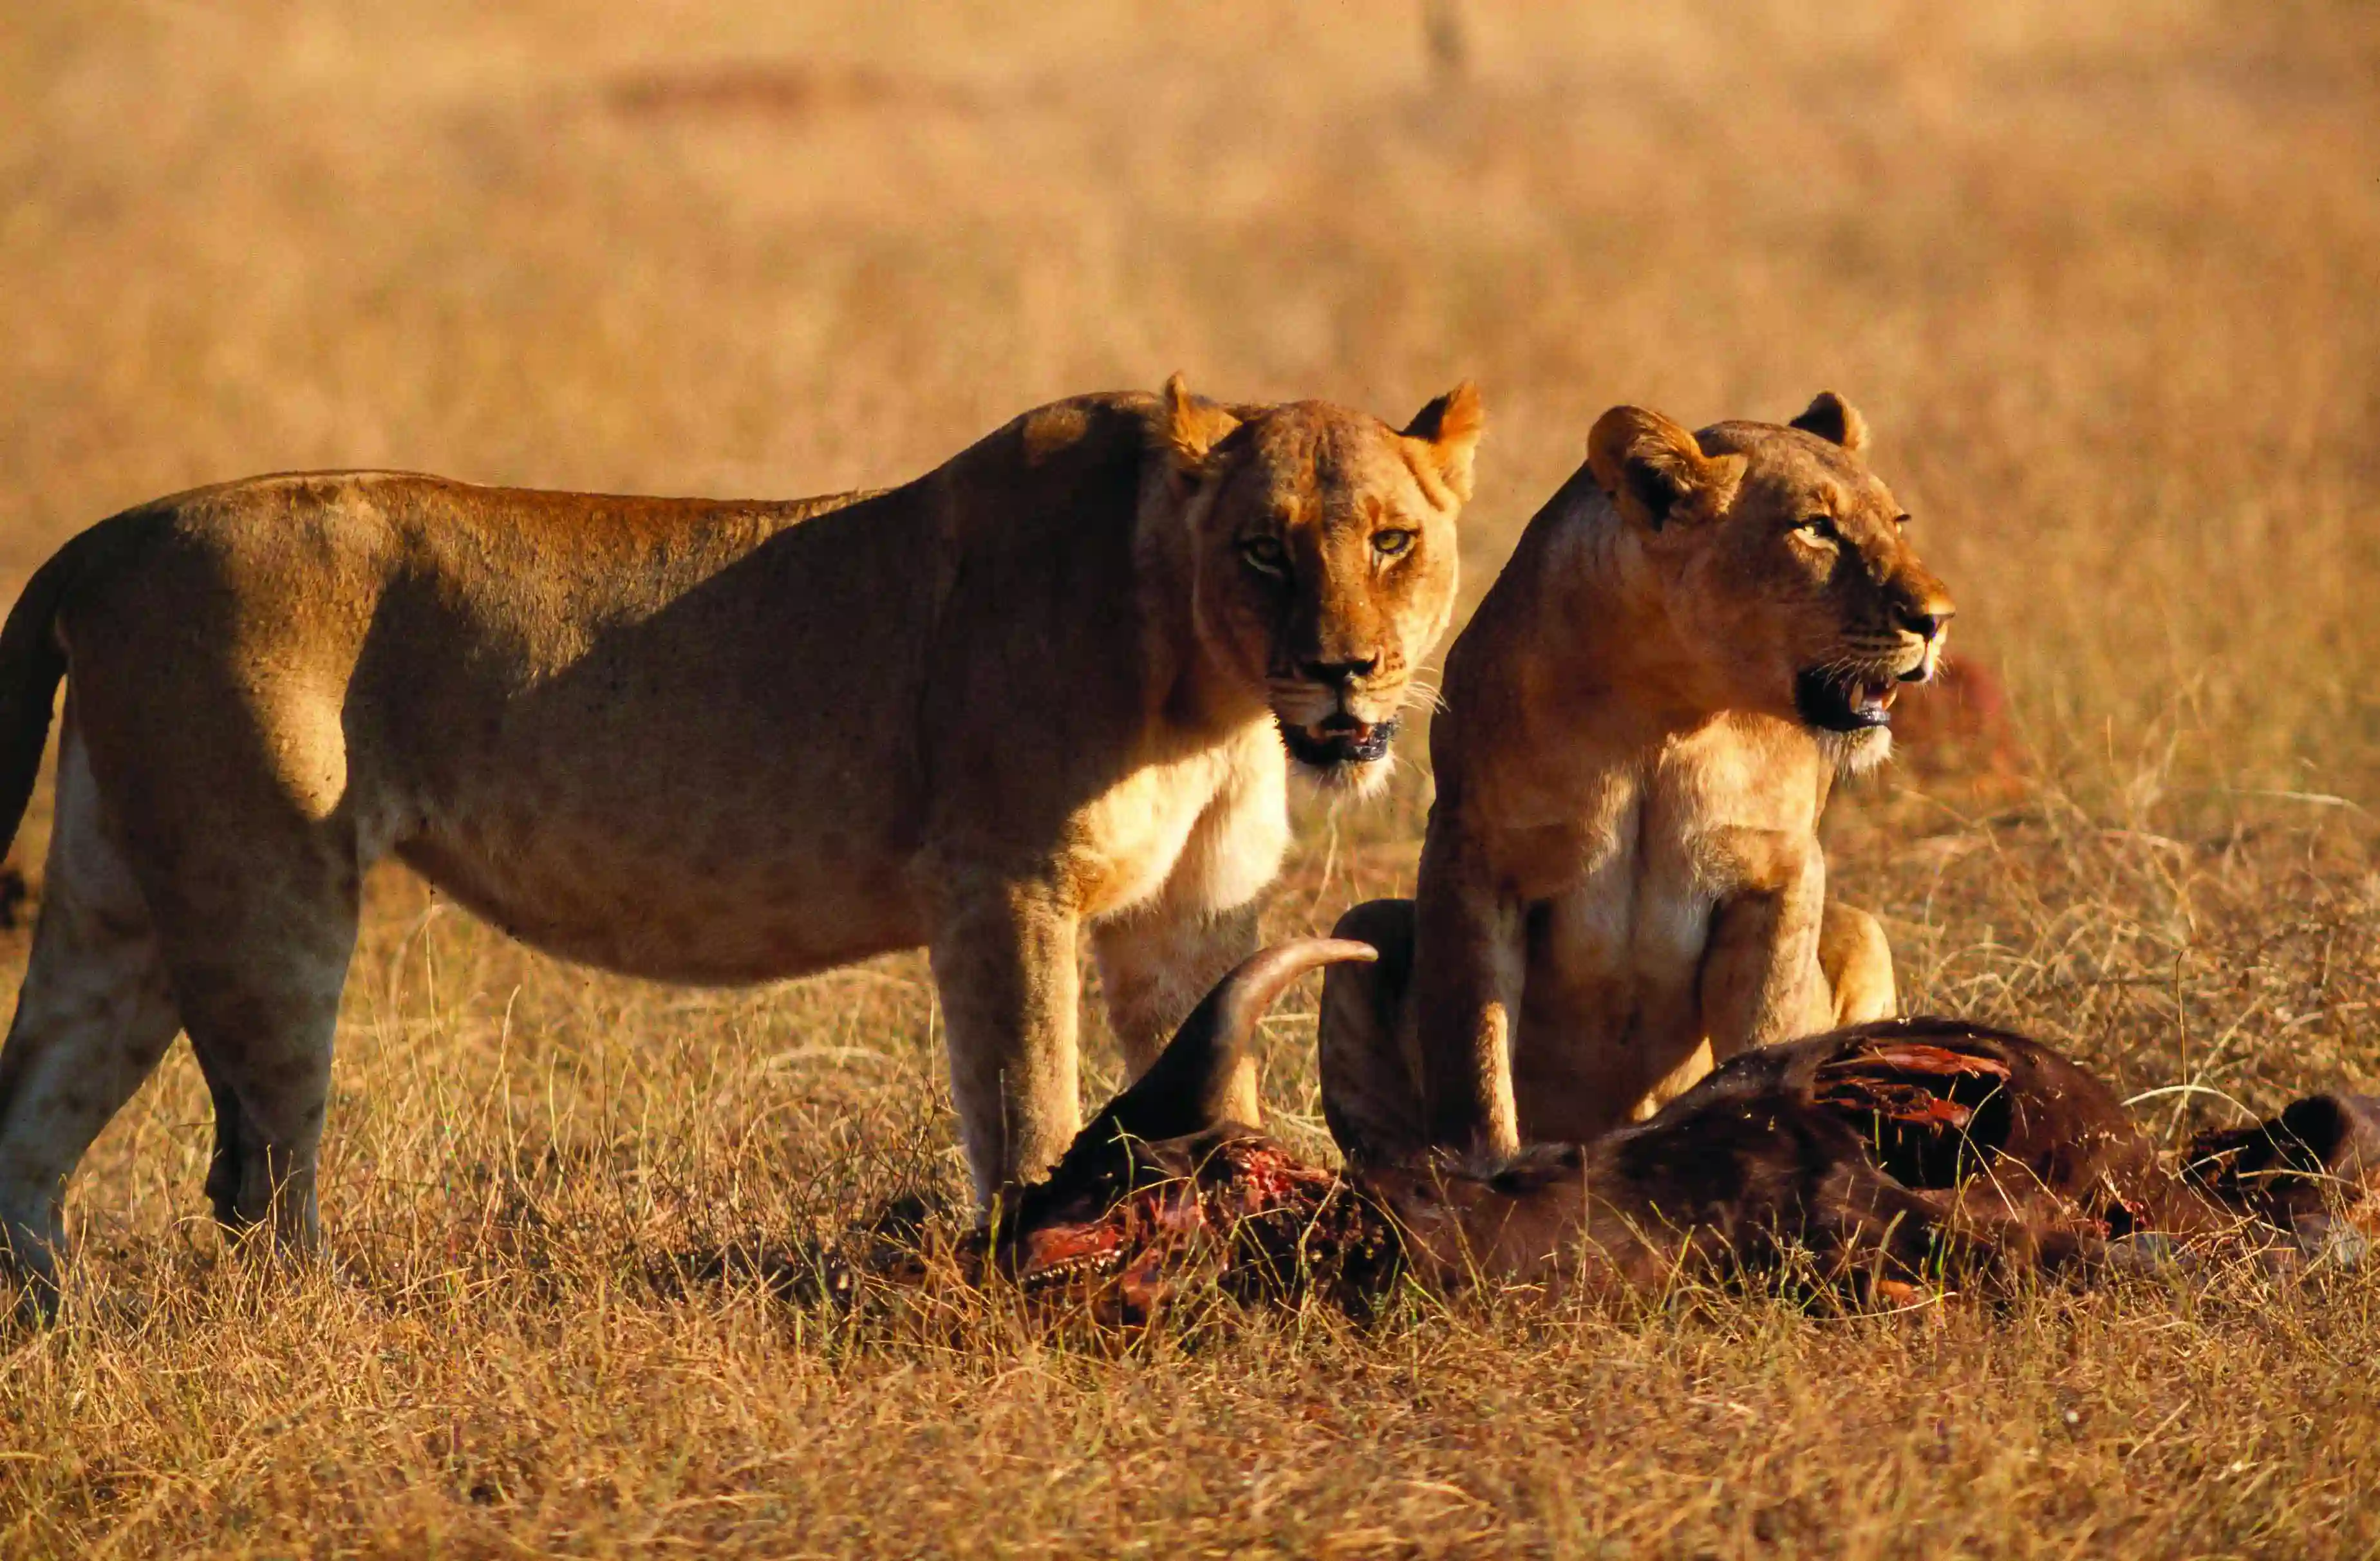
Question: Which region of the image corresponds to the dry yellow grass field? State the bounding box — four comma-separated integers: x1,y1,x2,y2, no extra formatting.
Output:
4,1,2379,1554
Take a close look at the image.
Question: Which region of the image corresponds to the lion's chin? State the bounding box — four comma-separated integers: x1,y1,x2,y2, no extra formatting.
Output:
1279,715,1401,798
1793,665,1902,734
1821,725,1895,777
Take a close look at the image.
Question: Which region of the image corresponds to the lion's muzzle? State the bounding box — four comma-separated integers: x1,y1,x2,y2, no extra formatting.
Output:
1280,711,1401,770
1794,665,1906,733
1797,601,1951,734
1271,663,1405,775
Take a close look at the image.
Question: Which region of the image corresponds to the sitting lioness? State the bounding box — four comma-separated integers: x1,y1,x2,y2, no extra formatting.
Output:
0,375,1481,1303
1321,393,1950,1161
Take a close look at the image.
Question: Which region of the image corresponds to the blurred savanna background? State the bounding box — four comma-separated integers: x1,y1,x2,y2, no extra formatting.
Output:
4,1,2379,1555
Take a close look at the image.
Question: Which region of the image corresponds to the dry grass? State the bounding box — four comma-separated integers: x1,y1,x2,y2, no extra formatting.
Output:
5,1,2380,1554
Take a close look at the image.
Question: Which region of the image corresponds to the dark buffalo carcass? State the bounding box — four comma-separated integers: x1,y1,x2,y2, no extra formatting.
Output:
959,941,2377,1320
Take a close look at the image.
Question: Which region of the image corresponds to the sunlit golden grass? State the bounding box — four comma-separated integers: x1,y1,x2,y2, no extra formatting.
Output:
3,0,2379,1553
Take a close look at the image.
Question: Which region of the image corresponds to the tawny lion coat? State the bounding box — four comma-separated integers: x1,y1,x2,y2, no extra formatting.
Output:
0,377,1480,1306
1323,395,1951,1161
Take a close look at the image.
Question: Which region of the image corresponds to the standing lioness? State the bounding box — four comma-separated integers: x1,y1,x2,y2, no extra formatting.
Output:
1322,394,1949,1163
0,376,1479,1302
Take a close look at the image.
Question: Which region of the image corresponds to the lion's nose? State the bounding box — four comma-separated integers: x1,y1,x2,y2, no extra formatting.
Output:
1895,603,1952,642
1303,657,1377,687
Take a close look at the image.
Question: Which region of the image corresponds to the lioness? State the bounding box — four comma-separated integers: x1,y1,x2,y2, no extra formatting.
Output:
1320,393,1950,1161
0,375,1480,1301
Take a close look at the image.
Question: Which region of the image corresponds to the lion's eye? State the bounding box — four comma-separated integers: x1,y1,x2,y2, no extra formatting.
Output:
1371,528,1415,559
1794,514,1839,543
1240,536,1288,574
1893,513,1912,530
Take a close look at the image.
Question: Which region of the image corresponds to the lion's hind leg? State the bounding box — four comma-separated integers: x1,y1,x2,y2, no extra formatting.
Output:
1316,897,1427,1166
1820,901,1897,1025
77,682,366,1264
147,840,359,1261
0,727,183,1314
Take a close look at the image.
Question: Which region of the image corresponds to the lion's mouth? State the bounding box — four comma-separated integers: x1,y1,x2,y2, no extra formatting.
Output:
1279,713,1400,770
1794,667,1902,733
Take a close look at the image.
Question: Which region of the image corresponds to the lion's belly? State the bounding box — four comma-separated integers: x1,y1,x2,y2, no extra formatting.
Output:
377,733,1276,983
1510,850,1717,1142
1501,742,1826,1137
391,803,925,985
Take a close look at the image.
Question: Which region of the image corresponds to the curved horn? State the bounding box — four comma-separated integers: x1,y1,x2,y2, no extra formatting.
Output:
1091,938,1379,1146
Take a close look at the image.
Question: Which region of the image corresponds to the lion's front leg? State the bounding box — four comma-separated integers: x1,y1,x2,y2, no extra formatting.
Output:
1819,900,1898,1025
928,874,1083,1204
1092,899,1264,1121
1696,861,1836,1061
1089,765,1286,1124
1407,835,1529,1159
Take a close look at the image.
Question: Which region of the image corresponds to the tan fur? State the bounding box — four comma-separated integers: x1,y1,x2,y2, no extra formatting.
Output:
0,378,1479,1301
1321,394,1950,1162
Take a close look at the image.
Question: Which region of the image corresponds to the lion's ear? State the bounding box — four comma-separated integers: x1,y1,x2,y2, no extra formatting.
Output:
1586,406,1745,531
1401,380,1485,505
1156,371,1241,482
1788,391,1869,455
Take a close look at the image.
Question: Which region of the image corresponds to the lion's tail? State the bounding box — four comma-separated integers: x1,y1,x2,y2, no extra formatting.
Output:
0,530,98,864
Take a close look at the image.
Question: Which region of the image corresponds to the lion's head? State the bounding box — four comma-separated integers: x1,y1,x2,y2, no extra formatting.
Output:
1161,374,1481,794
1585,391,1953,771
